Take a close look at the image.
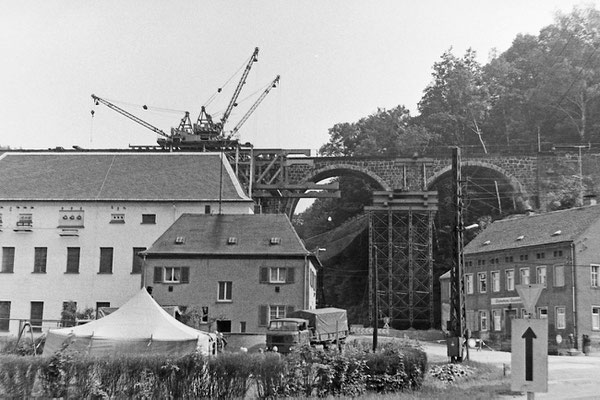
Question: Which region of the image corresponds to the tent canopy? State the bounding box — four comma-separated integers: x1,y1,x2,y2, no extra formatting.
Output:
43,288,214,356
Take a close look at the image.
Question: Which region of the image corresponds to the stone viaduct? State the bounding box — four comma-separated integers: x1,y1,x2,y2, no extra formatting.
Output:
264,151,600,215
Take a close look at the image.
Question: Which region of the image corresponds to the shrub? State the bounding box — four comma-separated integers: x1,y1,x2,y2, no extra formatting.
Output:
0,355,43,399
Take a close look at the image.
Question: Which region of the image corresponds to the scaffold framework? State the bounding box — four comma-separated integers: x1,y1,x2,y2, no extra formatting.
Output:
366,191,438,329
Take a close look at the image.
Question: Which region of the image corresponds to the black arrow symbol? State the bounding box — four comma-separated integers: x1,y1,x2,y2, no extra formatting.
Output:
522,327,537,381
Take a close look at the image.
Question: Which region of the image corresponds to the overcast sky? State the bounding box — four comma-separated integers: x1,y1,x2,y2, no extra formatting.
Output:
0,0,591,152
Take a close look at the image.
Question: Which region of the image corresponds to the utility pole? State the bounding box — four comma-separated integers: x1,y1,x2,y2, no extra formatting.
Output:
448,147,467,362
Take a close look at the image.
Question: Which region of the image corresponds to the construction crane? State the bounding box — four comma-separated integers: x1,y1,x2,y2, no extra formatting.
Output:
91,94,171,140
228,75,280,139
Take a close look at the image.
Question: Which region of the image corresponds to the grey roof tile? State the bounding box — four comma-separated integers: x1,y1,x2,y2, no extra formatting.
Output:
0,153,250,201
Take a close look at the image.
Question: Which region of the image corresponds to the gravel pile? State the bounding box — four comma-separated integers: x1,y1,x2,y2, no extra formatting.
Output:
428,363,475,383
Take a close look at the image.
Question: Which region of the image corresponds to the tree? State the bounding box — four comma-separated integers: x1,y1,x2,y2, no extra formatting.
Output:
418,49,491,152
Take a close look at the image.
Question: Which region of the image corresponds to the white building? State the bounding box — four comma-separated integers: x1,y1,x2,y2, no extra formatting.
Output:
0,151,253,336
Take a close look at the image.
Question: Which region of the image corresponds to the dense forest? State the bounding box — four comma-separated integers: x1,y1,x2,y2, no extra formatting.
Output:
294,6,600,326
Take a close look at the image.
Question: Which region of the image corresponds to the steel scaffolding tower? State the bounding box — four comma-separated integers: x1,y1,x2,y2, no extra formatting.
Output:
366,191,438,329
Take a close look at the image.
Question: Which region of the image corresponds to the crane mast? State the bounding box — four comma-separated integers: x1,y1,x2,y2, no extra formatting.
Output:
229,75,280,138
218,47,259,132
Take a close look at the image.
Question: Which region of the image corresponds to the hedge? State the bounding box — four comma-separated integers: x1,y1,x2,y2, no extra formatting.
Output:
0,341,426,399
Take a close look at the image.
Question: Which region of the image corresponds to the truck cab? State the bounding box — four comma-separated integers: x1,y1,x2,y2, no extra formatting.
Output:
266,317,310,353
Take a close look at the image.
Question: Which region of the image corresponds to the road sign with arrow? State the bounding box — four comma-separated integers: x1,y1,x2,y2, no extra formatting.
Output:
511,318,548,393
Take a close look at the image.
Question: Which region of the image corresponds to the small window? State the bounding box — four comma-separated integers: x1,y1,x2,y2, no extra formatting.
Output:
520,268,530,285
0,213,3,229
270,305,286,321
465,274,474,294
519,254,529,261
227,237,237,245
142,214,156,224
536,252,545,259
99,248,113,274
592,265,600,288
205,205,211,214
270,267,287,283
478,272,487,293
1,247,15,273
556,307,566,329
110,213,125,224
59,210,84,227
17,213,33,227
554,265,565,287
0,301,11,331
479,310,488,331
553,250,563,258
218,281,233,301
505,256,514,263
270,237,281,245
66,247,80,274
96,302,110,320
33,247,47,273
593,307,600,331
30,301,44,332
175,236,186,245
537,266,547,288
164,267,181,283
537,307,548,319
491,271,500,292
505,269,515,291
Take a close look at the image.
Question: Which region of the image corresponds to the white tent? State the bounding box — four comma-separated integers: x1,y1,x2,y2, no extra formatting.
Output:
43,289,215,356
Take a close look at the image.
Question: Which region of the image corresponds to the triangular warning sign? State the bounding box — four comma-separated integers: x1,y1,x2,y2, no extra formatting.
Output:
516,284,544,316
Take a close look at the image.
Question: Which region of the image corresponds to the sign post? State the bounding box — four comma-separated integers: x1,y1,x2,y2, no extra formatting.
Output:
511,318,548,396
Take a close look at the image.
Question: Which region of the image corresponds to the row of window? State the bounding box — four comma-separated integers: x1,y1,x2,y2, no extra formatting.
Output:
0,212,158,230
467,251,564,268
468,307,567,332
0,301,295,332
0,247,146,274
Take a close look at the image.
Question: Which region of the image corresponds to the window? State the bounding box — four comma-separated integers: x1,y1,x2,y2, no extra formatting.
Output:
259,267,295,284
554,250,563,258
519,254,529,261
110,213,125,223
33,247,47,273
30,301,43,332
0,213,2,229
520,268,530,285
61,301,77,328
554,265,565,287
556,307,566,329
99,248,113,274
142,214,156,224
59,210,84,227
537,307,548,319
131,247,145,274
270,305,286,321
270,237,281,245
505,256,514,263
506,269,515,291
536,252,545,259
592,265,600,288
96,302,110,320
593,307,600,331
240,321,246,333
218,281,232,301
153,266,189,284
205,205,211,214
478,272,487,293
492,309,501,331
536,266,547,288
479,310,488,331
491,271,500,292
270,267,287,283
0,301,10,331
17,213,33,227
66,247,80,273
1,247,15,273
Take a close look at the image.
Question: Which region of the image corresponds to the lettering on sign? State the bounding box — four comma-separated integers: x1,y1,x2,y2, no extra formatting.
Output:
491,297,522,305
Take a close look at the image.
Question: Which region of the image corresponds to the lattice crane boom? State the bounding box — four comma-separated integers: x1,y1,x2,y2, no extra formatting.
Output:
229,75,280,138
91,94,170,139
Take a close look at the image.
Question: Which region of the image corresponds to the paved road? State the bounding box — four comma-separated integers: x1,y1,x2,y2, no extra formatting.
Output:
421,342,600,399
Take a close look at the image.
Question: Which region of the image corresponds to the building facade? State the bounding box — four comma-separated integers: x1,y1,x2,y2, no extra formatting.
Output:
457,205,600,353
141,214,318,334
0,152,254,337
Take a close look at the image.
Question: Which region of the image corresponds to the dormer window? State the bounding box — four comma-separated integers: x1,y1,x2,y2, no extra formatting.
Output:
110,213,125,224
270,237,281,245
516,235,524,241
17,213,32,227
227,237,237,245
175,236,186,245
552,230,562,236
59,210,85,228
483,240,490,245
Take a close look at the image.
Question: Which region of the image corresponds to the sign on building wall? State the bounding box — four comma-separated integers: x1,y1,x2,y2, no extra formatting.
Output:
490,297,522,306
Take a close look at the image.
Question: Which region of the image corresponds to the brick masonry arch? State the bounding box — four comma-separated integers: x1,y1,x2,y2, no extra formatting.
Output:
426,160,533,211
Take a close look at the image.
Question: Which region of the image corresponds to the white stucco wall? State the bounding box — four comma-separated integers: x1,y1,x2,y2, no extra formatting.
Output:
0,199,253,336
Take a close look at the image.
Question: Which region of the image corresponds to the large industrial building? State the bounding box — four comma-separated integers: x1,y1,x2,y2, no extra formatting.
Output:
0,151,254,336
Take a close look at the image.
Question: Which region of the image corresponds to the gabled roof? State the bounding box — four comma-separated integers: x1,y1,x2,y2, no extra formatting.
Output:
143,214,311,257
0,152,251,202
464,205,600,255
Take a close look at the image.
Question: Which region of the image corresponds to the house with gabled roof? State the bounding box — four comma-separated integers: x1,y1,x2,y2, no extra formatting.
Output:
460,205,600,353
141,213,318,334
0,151,254,337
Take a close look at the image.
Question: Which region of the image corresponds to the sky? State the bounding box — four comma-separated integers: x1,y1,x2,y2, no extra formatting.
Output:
0,0,594,153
